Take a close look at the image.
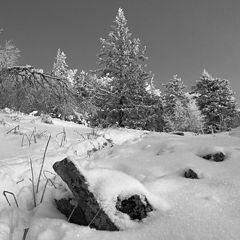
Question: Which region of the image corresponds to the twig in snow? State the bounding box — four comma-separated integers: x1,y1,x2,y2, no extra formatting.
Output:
2,191,19,207
6,125,20,134
16,178,24,184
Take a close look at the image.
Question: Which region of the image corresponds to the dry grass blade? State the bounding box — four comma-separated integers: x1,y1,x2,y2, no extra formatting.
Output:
56,128,67,147
67,205,77,222
88,208,101,228
29,127,37,144
40,179,49,203
6,125,20,134
43,170,57,189
22,228,29,240
21,133,31,147
29,158,36,207
21,134,25,147
60,127,66,147
36,135,51,193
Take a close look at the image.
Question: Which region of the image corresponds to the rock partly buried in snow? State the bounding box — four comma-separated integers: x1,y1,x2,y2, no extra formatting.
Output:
202,152,225,162
116,195,153,220
53,158,165,230
184,169,199,179
53,158,119,231
171,132,184,136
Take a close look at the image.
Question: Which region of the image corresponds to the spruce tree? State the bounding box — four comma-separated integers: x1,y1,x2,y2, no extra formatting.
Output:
162,75,188,131
52,49,68,77
92,8,163,131
192,70,236,132
52,48,77,84
162,75,204,132
50,48,78,119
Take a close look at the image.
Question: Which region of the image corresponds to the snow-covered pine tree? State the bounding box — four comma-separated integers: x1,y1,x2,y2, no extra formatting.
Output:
162,75,188,131
52,49,68,77
91,8,163,131
52,48,77,84
192,70,237,132
0,30,20,69
162,75,204,132
185,94,204,133
50,49,78,119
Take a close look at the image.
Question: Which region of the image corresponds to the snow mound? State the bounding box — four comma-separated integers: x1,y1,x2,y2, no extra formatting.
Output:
78,165,170,230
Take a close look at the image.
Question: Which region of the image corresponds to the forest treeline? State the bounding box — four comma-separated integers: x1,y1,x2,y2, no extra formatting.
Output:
0,9,239,133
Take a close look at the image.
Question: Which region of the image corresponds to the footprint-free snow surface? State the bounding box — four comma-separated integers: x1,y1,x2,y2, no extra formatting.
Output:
0,110,240,240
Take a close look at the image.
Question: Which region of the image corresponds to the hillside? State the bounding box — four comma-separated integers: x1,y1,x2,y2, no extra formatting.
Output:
0,109,240,240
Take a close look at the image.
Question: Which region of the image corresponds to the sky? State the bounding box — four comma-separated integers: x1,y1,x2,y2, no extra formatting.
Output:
0,0,240,104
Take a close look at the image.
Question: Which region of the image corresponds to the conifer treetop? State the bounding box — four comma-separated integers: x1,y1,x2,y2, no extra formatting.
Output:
108,8,131,42
115,8,127,26
52,48,77,83
202,69,213,80
98,8,149,79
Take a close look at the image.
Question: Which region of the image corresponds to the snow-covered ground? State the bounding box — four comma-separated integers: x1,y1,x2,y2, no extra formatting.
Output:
0,110,240,240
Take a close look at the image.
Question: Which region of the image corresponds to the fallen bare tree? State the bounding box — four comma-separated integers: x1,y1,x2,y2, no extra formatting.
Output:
0,66,73,115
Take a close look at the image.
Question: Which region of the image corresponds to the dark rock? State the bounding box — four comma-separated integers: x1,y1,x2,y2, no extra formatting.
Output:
202,152,225,162
116,195,153,221
172,132,184,136
184,169,199,179
53,158,119,231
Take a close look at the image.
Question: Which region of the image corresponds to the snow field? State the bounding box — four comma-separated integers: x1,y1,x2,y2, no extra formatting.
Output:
0,111,240,239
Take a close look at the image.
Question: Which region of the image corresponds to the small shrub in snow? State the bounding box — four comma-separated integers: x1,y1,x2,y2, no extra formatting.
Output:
41,114,53,124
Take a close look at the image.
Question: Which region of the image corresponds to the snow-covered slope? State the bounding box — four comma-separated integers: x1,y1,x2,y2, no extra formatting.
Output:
0,110,240,240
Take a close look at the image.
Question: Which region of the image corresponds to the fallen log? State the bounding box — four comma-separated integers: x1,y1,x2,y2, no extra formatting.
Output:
53,158,155,230
53,158,119,231
55,198,88,226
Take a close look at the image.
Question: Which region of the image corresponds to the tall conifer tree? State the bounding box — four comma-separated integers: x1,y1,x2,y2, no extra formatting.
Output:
163,75,204,132
92,8,163,131
192,70,236,132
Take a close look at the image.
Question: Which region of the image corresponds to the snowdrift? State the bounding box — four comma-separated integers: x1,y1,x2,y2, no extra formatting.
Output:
0,110,240,240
